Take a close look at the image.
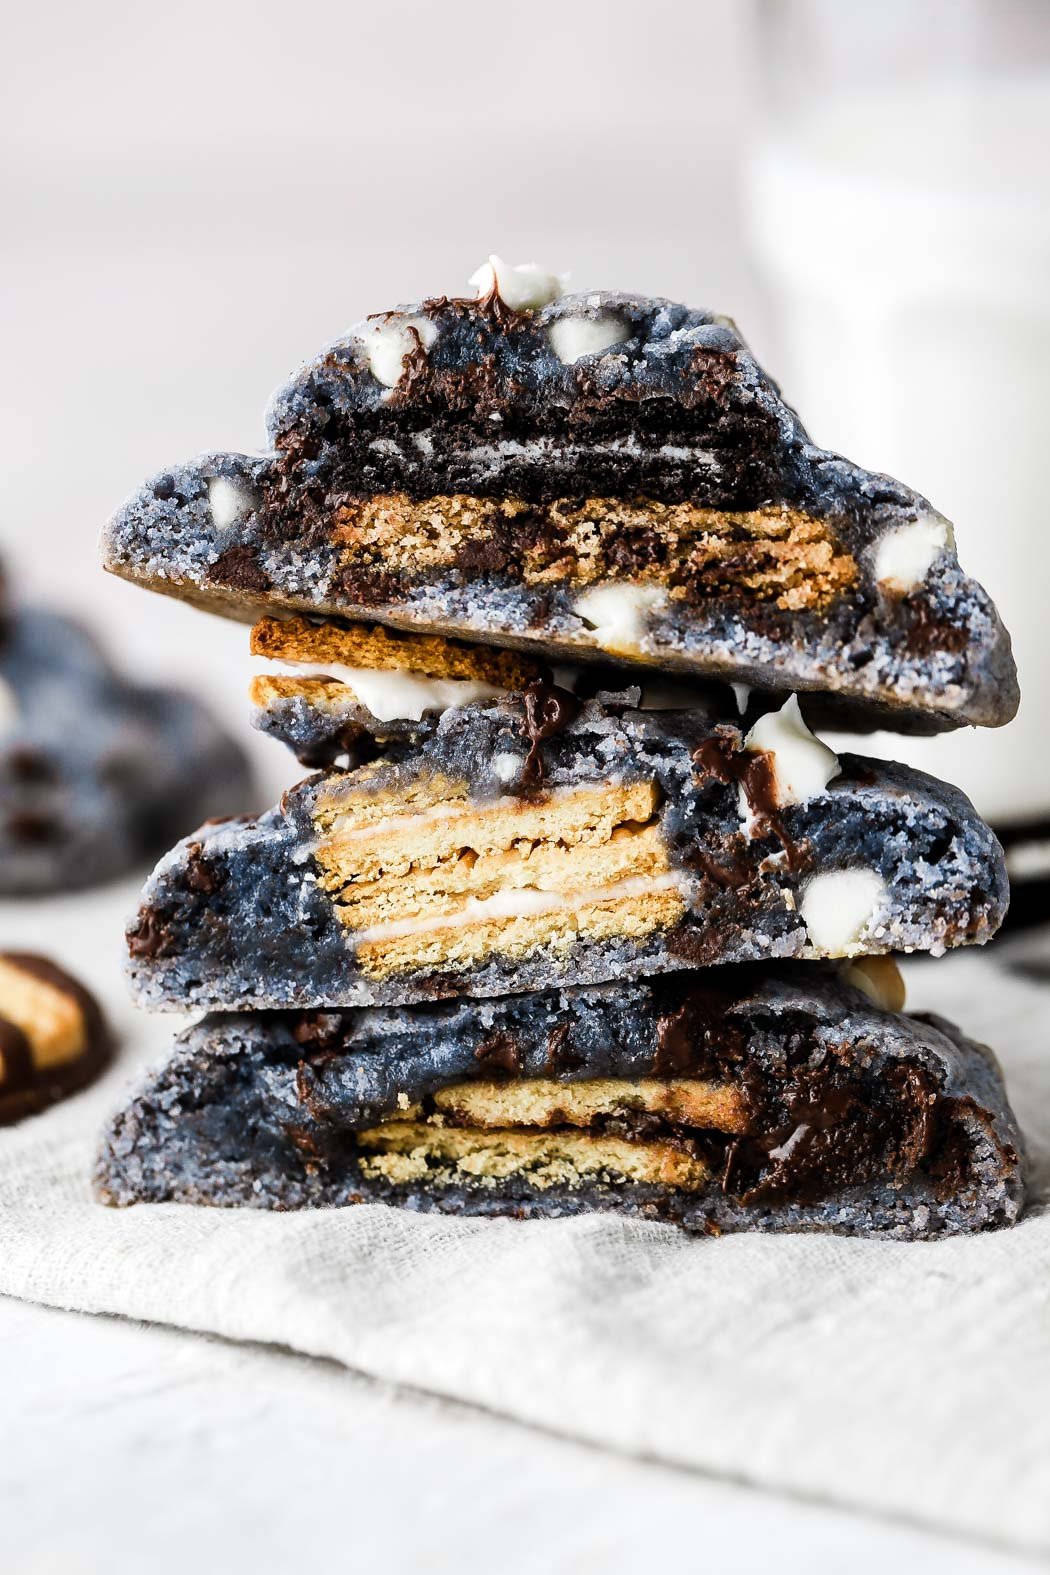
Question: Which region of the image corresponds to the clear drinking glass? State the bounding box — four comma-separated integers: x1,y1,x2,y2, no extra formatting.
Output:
746,0,1050,856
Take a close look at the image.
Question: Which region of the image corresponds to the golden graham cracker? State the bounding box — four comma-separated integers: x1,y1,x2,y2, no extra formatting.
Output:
251,614,543,687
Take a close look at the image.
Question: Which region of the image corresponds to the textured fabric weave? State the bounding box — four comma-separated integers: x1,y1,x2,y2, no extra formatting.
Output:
1,892,1048,1555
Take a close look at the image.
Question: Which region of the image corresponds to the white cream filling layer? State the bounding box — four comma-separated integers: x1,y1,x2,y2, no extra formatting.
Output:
272,661,505,723
366,431,720,477
346,872,687,945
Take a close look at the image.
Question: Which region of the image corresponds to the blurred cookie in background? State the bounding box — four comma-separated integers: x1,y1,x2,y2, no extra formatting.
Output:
0,562,252,894
0,951,110,1122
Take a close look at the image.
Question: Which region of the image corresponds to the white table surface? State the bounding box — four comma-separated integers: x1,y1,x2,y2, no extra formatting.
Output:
0,880,1043,1575
2,1292,1041,1575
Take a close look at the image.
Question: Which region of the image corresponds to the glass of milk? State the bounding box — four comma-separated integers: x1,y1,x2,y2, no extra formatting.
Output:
746,0,1050,866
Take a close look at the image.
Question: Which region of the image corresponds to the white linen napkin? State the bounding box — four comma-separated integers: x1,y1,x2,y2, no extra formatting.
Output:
2,882,1048,1555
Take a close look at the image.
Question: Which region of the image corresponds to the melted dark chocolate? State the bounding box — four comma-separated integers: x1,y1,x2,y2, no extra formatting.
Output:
519,680,581,791
473,1032,523,1077
692,726,805,872
0,1016,34,1093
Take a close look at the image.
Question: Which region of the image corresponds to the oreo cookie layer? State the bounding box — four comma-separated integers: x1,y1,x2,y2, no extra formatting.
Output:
94,963,1024,1239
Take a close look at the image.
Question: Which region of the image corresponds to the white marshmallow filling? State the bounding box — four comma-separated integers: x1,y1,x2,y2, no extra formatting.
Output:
268,660,506,723
345,873,688,946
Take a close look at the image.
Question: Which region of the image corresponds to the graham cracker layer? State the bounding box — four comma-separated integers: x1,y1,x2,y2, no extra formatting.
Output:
251,614,542,686
355,1121,711,1191
312,778,686,977
331,494,858,612
431,1076,748,1133
250,674,347,711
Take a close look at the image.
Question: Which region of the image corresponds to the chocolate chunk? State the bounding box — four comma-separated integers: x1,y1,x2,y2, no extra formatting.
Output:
473,1032,522,1076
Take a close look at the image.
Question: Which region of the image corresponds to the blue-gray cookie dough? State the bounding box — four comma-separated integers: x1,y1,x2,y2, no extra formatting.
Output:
94,963,1024,1239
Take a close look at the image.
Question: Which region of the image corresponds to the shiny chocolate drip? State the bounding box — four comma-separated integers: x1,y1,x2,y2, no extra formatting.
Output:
520,680,581,791
692,726,805,872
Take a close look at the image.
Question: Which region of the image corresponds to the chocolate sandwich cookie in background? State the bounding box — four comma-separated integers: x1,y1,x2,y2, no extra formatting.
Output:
0,592,253,894
124,681,1007,1013
0,952,109,1123
101,257,1017,733
94,958,1024,1239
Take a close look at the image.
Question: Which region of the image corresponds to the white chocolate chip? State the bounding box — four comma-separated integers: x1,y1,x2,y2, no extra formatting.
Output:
768,1122,809,1162
208,475,254,532
356,316,439,390
573,582,664,655
491,752,521,783
842,955,907,1012
743,695,840,809
469,255,563,311
800,869,887,957
548,314,630,364
874,512,953,591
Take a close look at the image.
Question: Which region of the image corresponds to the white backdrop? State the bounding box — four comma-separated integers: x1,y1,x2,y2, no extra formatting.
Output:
1,0,761,802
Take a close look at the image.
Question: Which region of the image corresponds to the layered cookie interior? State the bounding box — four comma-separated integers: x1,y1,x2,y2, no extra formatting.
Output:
125,669,1007,1011
95,961,1024,1239
101,268,1018,732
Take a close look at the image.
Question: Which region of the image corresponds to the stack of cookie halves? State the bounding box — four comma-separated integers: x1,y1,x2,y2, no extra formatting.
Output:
95,260,1025,1238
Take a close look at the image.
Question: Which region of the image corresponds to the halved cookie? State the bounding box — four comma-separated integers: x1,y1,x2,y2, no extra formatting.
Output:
94,961,1024,1238
101,278,1017,733
124,690,1007,1012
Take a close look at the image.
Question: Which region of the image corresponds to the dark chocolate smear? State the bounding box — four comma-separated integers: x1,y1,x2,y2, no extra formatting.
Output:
520,680,581,791
545,1022,585,1076
693,726,806,872
127,907,175,960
